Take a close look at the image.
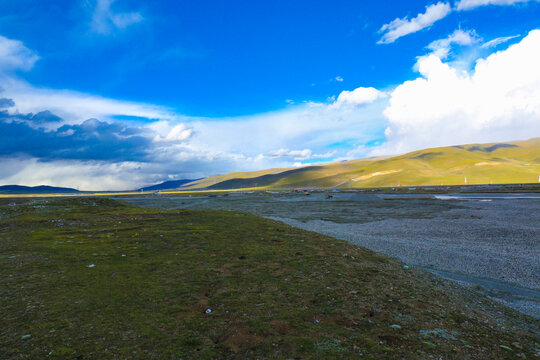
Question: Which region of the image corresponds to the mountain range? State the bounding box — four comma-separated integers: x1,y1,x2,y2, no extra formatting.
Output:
2,138,539,193
0,185,80,194
181,137,540,190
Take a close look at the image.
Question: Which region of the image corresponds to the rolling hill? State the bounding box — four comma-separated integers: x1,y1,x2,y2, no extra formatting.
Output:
137,179,198,191
183,138,540,190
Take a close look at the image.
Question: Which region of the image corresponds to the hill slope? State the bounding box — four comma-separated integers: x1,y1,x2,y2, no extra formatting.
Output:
184,138,540,190
138,179,198,191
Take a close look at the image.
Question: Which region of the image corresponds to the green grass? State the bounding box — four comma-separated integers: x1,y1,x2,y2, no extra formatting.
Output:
180,138,540,190
0,198,538,359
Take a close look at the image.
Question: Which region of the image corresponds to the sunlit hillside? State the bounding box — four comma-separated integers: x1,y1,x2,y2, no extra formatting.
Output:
181,138,540,190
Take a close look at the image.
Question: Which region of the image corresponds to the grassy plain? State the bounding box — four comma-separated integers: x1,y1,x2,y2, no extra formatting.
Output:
1,198,538,358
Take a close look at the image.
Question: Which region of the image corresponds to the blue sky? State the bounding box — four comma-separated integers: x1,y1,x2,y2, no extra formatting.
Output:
1,0,540,189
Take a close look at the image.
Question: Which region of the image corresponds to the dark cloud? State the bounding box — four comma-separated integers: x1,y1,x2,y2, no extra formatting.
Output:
0,111,153,162
0,105,63,123
31,110,62,123
0,98,15,109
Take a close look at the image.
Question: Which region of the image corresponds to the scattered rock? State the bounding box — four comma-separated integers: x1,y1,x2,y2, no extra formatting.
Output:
422,341,437,349
419,328,458,341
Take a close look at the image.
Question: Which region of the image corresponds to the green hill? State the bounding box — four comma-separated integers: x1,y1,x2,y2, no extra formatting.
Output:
183,138,540,190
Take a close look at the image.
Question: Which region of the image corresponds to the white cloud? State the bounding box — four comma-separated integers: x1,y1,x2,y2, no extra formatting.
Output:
335,76,344,82
378,2,452,44
189,98,386,161
427,29,481,58
481,34,521,48
267,149,313,160
456,0,539,11
153,123,193,143
0,35,39,72
332,87,387,108
374,29,540,155
91,0,143,34
265,148,337,161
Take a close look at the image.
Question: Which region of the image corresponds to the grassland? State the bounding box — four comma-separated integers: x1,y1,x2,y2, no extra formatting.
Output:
182,138,540,190
0,197,538,359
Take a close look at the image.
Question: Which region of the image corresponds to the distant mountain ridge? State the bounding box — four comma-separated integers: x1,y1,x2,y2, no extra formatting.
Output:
138,179,198,191
0,185,80,194
182,138,540,190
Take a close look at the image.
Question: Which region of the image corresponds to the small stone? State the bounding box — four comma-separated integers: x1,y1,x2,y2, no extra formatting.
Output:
87,264,95,268
422,341,437,349
390,324,401,329
499,345,513,352
21,334,31,340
